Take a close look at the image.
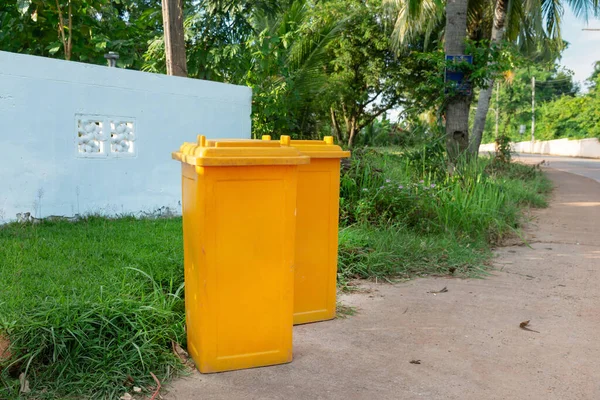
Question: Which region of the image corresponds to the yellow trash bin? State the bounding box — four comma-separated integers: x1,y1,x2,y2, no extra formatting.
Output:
263,135,350,325
172,135,309,373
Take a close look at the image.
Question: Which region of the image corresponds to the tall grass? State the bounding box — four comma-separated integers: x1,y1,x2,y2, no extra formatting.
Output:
337,144,551,281
0,217,186,399
340,145,551,241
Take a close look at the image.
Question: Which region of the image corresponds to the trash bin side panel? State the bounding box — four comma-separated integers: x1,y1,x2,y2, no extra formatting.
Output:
181,164,205,365
293,159,341,324
199,165,295,372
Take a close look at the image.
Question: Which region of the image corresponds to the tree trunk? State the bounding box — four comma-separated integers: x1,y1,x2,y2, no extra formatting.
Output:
55,0,72,60
330,107,341,142
444,0,470,163
347,117,358,148
469,0,509,155
162,0,188,77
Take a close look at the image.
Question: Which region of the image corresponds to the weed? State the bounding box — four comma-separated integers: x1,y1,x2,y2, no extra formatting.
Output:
336,303,357,319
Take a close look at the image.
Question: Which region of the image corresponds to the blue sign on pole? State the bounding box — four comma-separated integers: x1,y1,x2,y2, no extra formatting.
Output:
445,55,473,95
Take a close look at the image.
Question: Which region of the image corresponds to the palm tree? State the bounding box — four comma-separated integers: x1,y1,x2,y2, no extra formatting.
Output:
444,0,470,162
387,0,488,161
387,0,600,158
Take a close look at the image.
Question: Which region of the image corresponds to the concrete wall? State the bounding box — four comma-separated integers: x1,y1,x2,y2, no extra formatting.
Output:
479,138,600,159
0,51,252,222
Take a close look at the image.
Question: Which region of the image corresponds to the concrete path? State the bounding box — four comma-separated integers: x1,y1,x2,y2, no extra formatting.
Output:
514,153,600,183
166,168,600,400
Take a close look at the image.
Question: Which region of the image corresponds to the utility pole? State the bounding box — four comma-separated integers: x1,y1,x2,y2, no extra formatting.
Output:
495,81,500,139
531,76,535,143
161,0,187,77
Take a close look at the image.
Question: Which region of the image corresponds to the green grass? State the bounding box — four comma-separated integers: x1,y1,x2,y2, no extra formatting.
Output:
337,145,552,282
337,225,491,287
0,217,186,399
0,146,552,398
335,303,357,319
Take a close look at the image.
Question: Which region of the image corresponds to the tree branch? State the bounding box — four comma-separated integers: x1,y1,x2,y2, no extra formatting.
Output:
362,89,384,109
66,0,72,60
356,107,389,132
330,107,341,141
55,0,68,59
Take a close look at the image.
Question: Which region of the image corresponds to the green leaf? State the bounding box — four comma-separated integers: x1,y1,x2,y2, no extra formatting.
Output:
17,0,32,15
48,45,61,55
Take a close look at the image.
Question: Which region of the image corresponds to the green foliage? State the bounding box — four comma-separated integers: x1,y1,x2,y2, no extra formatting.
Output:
337,225,490,285
320,0,406,145
340,147,551,242
337,146,551,287
481,62,580,143
534,74,600,140
0,0,162,67
463,39,520,91
141,0,446,143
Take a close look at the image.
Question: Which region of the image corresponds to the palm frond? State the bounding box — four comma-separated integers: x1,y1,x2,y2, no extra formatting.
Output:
287,9,349,98
384,0,444,49
505,0,524,42
566,0,600,19
540,0,563,38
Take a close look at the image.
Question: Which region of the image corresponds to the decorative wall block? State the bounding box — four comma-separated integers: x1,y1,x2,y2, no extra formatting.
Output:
76,115,136,158
110,121,136,156
77,119,106,157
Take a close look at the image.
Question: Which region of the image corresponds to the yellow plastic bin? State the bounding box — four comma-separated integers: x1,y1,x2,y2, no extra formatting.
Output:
263,135,350,325
172,135,309,373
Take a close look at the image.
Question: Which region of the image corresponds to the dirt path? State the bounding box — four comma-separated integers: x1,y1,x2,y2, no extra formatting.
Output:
167,168,600,400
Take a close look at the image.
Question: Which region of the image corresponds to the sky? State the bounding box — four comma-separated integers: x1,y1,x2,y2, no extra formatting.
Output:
559,6,600,91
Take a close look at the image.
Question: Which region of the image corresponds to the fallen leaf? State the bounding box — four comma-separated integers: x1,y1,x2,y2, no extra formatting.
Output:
428,287,448,294
133,386,142,393
172,341,194,368
120,393,133,400
19,373,30,394
519,320,540,333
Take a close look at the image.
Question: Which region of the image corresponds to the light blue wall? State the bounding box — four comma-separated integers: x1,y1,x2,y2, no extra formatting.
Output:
0,51,252,222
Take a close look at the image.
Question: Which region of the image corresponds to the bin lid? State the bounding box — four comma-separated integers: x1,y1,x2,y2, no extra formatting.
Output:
172,135,310,166
262,135,350,159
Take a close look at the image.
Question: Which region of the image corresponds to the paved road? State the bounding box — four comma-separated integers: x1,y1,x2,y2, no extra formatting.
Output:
514,153,600,183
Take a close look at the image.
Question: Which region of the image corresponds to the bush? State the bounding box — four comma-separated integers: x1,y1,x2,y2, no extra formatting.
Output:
339,146,551,242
